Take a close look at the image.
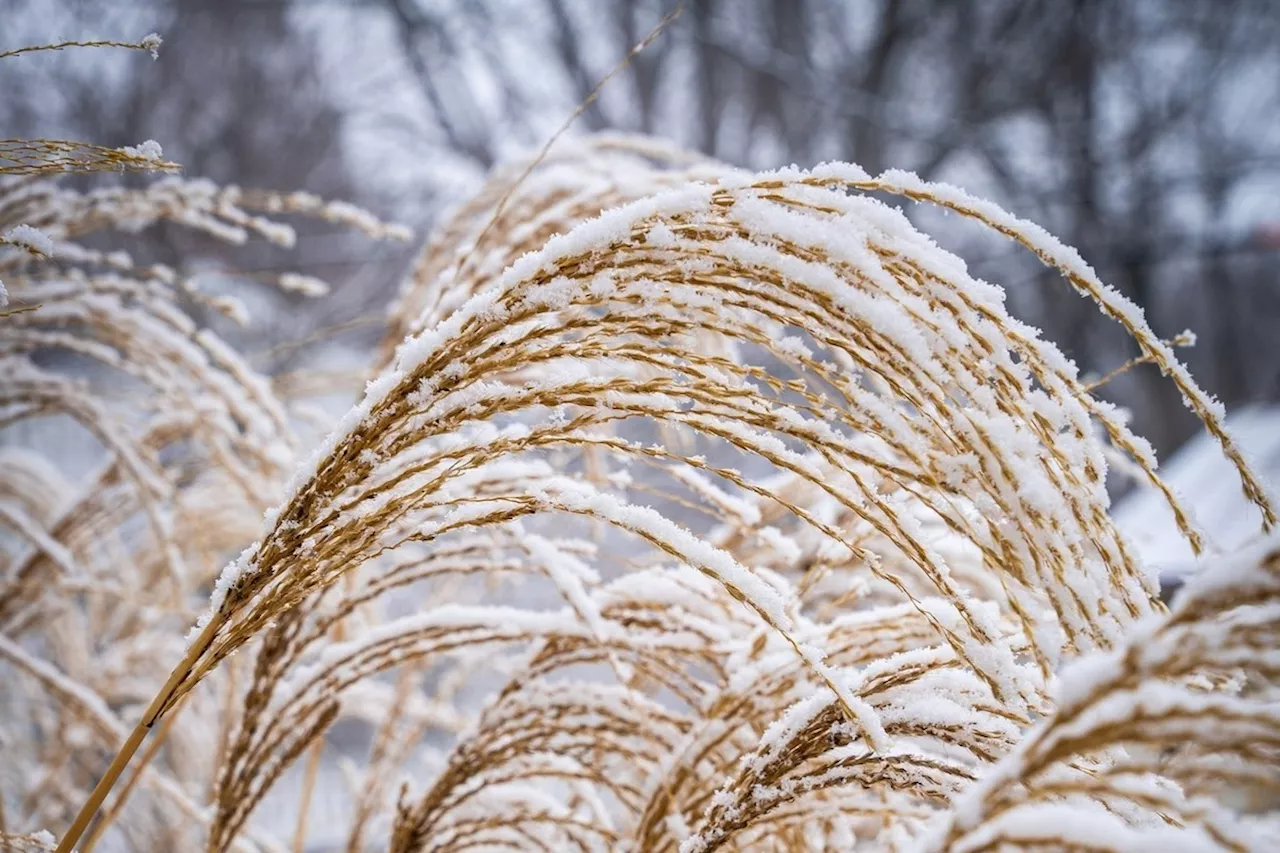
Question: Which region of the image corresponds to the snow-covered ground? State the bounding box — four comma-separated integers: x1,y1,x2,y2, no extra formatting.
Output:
1114,404,1280,582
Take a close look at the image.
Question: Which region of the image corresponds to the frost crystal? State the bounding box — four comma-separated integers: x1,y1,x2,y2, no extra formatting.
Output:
140,32,163,59
121,138,164,161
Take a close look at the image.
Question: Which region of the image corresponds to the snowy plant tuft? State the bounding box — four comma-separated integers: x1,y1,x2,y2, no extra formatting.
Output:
3,129,1279,853
0,42,410,850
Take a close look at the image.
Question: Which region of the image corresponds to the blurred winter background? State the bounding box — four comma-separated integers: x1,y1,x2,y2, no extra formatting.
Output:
4,0,1280,596
4,2,1279,847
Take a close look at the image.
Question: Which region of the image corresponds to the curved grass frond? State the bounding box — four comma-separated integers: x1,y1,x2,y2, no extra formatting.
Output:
0,139,181,177
381,133,719,362
924,533,1280,853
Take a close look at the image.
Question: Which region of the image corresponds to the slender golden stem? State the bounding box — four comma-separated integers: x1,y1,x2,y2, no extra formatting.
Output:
0,38,156,61
56,617,222,853
292,739,325,853
80,694,188,853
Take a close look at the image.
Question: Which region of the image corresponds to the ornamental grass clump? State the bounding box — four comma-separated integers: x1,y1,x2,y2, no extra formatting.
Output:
2,33,1278,853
